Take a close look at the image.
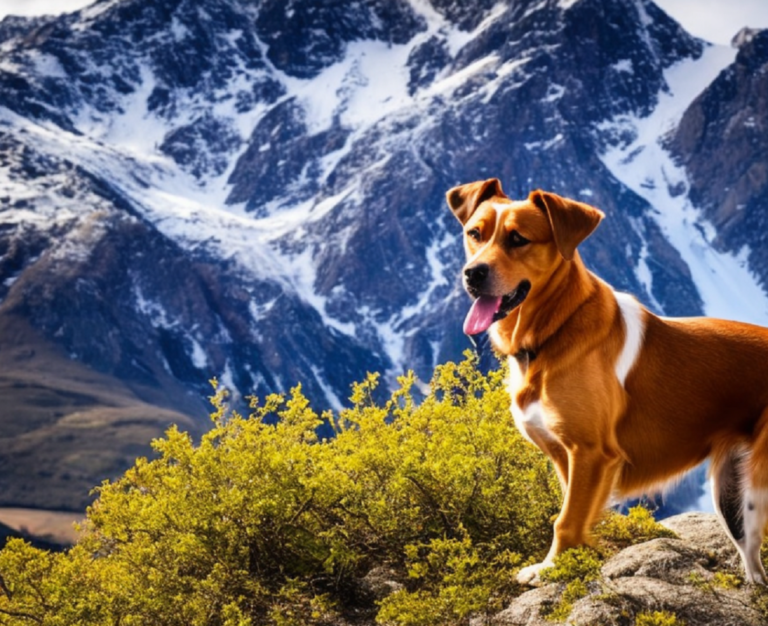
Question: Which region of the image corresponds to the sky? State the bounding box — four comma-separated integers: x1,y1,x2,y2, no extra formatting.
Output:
654,0,768,44
0,0,93,19
0,0,767,45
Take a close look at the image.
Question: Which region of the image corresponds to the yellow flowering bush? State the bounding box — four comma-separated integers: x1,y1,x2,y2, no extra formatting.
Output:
0,355,562,625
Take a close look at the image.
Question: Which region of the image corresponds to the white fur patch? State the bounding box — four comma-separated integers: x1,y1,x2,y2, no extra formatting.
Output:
516,559,555,586
742,487,768,583
507,356,554,445
466,202,525,264
614,292,645,387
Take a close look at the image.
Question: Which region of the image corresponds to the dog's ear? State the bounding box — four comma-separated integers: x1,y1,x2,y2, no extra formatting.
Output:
530,190,604,260
446,178,505,224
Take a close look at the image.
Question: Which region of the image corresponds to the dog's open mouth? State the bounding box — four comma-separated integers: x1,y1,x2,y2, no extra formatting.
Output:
463,280,531,336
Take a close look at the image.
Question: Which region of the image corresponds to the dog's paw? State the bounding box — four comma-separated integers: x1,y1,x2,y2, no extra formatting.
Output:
746,568,768,585
516,560,554,587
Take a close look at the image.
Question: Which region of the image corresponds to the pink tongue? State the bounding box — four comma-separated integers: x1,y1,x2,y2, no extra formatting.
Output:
463,295,502,335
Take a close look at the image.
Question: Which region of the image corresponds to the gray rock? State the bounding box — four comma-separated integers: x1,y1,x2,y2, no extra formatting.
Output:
600,537,708,583
660,511,741,568
475,585,562,626
488,513,767,626
359,566,404,603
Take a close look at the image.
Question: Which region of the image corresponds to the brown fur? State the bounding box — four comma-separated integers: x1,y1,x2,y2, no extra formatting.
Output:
446,178,768,585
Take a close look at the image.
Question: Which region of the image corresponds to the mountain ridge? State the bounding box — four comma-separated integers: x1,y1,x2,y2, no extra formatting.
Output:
0,0,767,509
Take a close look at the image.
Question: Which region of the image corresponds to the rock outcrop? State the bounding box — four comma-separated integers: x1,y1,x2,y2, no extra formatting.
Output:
487,513,767,626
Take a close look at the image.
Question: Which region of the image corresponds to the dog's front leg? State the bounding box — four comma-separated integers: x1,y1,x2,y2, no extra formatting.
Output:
527,431,569,491
517,445,620,586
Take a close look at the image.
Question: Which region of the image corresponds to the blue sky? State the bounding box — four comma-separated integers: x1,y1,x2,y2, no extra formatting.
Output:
654,0,768,43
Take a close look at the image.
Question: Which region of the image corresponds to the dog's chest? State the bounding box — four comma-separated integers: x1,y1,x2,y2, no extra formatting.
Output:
506,356,556,444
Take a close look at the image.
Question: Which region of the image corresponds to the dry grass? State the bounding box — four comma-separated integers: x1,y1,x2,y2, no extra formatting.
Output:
0,315,206,511
0,507,83,545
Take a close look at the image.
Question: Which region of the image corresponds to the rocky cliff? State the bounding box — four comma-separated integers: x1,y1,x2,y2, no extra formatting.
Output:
668,28,768,291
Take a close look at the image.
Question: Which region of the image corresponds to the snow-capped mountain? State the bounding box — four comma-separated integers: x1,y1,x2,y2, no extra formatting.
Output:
1,0,766,509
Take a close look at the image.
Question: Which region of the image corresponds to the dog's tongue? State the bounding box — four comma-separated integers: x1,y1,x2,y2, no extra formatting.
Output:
463,295,502,335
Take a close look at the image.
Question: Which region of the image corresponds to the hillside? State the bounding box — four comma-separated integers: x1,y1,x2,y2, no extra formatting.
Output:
0,316,200,510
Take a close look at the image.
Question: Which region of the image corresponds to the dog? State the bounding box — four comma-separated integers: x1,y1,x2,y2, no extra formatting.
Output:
446,178,768,586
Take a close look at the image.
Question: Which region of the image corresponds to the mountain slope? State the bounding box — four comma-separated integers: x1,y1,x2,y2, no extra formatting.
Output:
669,28,768,292
0,0,767,509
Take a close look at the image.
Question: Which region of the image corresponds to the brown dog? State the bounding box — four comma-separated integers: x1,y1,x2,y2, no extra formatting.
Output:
446,178,768,585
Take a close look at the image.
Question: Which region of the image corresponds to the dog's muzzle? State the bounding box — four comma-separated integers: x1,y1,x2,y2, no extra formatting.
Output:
495,280,531,322
464,263,490,296
462,275,532,335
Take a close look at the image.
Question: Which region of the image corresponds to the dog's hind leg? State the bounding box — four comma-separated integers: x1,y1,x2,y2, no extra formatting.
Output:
740,484,768,584
712,444,768,585
743,417,768,585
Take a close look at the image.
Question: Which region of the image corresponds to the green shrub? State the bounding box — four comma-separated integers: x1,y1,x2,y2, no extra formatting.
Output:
376,531,522,625
711,571,743,590
634,610,684,626
595,505,677,552
752,585,768,620
0,355,561,625
539,546,603,584
688,569,744,593
541,578,591,622
538,547,603,621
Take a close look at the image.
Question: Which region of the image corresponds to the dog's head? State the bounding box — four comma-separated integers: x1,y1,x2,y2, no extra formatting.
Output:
446,178,604,335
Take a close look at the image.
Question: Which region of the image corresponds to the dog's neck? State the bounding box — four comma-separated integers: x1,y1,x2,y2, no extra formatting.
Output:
491,252,597,357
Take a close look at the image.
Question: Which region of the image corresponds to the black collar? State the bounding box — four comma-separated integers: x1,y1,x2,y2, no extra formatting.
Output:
513,348,537,362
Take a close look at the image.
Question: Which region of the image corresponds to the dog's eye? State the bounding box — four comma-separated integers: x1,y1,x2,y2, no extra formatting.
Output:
508,230,530,248
467,228,482,242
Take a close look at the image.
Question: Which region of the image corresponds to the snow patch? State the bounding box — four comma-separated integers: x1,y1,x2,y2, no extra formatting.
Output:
74,0,122,27
219,361,238,400
170,16,190,41
525,133,563,151
188,336,208,369
134,284,173,328
543,83,565,102
29,51,68,78
75,63,167,157
248,298,278,322
442,2,509,57
629,218,664,313
599,43,768,324
310,365,344,413
427,54,500,99
399,231,453,320
281,39,413,134
286,248,355,336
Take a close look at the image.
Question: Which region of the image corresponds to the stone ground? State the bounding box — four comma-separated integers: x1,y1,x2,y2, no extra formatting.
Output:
483,513,768,626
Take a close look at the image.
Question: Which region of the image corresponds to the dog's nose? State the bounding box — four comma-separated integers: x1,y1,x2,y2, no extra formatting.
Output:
464,263,490,290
